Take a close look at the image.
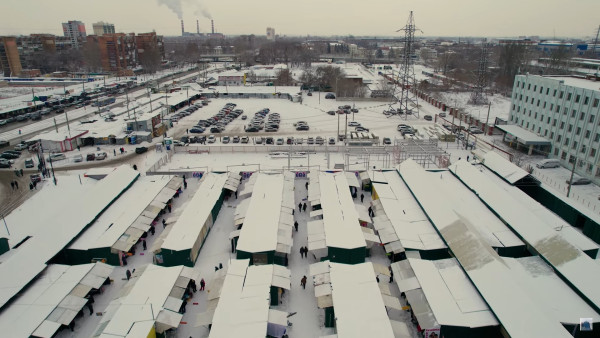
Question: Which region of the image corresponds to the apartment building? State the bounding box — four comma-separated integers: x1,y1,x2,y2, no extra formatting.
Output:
509,74,600,180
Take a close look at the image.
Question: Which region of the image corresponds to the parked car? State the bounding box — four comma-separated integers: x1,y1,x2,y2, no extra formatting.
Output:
266,137,274,145
325,93,336,99
327,110,335,116
566,176,592,185
296,124,309,131
241,136,249,144
0,140,9,148
207,135,216,143
439,112,446,117
86,153,96,161
307,137,315,145
328,137,336,145
348,121,361,127
14,143,29,151
383,137,392,145
276,138,284,145
222,136,231,144
95,151,107,160
0,159,11,168
536,159,560,169
355,126,370,132
190,127,205,133
315,136,324,145
232,136,240,143
255,137,264,144
135,147,148,154
46,153,66,161
24,158,35,168
423,115,433,121
241,115,247,120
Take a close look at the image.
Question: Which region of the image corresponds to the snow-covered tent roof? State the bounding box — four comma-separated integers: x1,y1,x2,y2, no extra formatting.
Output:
68,176,180,252
224,172,241,192
93,264,196,337
238,172,258,200
344,172,360,188
310,261,395,337
317,173,366,250
371,171,446,251
0,166,139,310
418,169,524,250
393,258,498,330
481,151,529,184
161,173,226,251
200,259,291,337
0,262,113,338
237,173,293,254
399,159,583,338
449,160,600,312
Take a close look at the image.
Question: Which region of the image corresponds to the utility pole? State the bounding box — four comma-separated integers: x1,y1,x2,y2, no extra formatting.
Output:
485,102,491,134
567,157,577,197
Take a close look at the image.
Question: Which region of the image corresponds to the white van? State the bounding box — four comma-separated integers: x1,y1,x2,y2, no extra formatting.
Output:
536,159,560,169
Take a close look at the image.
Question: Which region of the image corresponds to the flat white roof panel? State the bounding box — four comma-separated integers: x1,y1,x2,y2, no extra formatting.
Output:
162,173,227,250
237,174,285,253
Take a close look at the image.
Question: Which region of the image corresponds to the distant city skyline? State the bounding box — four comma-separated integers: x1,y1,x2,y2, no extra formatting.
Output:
0,0,598,39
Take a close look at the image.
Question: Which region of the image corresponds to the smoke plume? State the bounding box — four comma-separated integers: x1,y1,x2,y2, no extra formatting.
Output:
157,0,184,19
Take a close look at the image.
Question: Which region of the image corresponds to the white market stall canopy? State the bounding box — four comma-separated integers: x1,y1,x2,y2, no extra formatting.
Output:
449,160,600,313
93,264,196,337
68,176,180,253
0,263,113,338
371,171,446,252
481,151,529,184
198,259,292,337
224,172,242,192
237,173,295,254
399,159,578,338
316,173,366,250
161,173,227,251
309,261,395,337
393,258,498,330
0,165,139,310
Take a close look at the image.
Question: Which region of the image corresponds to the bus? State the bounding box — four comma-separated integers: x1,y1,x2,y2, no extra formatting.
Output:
92,97,116,107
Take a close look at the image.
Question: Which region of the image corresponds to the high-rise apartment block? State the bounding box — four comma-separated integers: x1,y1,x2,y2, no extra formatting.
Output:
62,20,86,48
92,22,116,36
266,27,275,41
0,37,22,76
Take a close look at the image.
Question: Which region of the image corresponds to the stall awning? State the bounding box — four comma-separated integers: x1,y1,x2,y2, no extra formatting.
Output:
345,172,360,188
155,309,183,334
355,204,372,224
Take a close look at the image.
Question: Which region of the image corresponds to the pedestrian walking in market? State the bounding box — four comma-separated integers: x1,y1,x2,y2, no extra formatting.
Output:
200,278,206,291
10,181,14,191
184,180,188,189
298,203,302,212
29,182,34,190
361,193,365,203
142,240,147,250
301,275,307,289
162,219,167,228
305,181,309,189
299,246,304,258
294,221,298,232
126,269,132,280
191,279,197,292
14,180,18,189
303,203,307,212
114,149,116,156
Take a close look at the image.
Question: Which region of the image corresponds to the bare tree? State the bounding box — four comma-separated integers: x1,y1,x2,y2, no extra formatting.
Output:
81,40,102,72
275,69,294,86
140,44,162,74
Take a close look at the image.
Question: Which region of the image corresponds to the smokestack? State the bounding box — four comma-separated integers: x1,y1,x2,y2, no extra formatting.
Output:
211,20,214,34
196,20,200,34
181,19,184,36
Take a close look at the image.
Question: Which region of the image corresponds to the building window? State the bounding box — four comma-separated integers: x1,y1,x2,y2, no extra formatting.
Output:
561,151,567,160
587,164,593,173
543,102,547,108
547,117,551,124
575,94,580,103
520,94,523,101
586,130,591,138
567,93,572,101
568,155,575,164
591,148,597,157
526,122,530,128
568,124,573,132
594,98,599,107
560,122,565,129
564,107,568,114
537,100,540,107
544,129,548,136
517,106,521,112
596,133,600,142
550,104,554,111
546,88,550,95
584,97,589,105
554,148,559,156
534,112,538,119
531,97,535,104
537,127,541,133
553,89,557,97
528,84,531,90
564,138,569,146
571,110,576,118
560,91,564,99
522,82,525,89
582,145,586,153
557,135,562,142
596,168,600,177
512,104,515,110
572,141,578,149
550,132,554,139
540,87,544,94
590,115,595,123
534,85,537,91
576,127,581,135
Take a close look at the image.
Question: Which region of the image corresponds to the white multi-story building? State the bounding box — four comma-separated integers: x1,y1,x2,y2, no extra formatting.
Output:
92,22,116,36
508,74,600,180
266,27,275,41
61,20,86,49
218,70,246,86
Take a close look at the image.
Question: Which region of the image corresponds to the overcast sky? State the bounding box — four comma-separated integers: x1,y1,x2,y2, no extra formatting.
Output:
1,0,598,39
